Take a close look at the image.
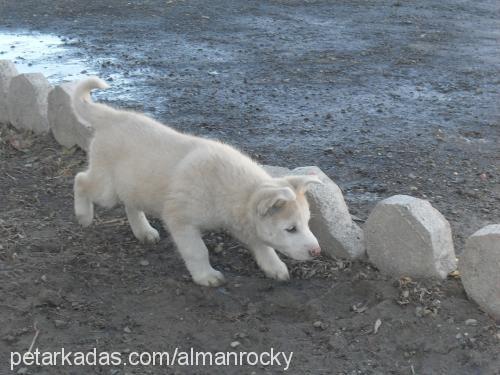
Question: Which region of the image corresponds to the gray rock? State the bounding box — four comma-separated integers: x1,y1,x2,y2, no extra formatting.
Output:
3,334,16,343
54,319,68,328
263,165,365,259
365,195,456,279
36,288,63,307
8,73,51,133
464,318,478,326
0,60,18,125
48,81,93,151
460,224,500,320
230,340,241,348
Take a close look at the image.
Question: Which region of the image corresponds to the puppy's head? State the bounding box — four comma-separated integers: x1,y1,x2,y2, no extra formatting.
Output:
251,175,322,260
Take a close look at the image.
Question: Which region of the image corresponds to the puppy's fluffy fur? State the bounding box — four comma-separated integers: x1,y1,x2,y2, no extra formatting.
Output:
73,77,321,286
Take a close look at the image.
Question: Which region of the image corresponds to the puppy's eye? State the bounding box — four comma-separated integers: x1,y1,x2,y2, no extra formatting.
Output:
285,226,297,233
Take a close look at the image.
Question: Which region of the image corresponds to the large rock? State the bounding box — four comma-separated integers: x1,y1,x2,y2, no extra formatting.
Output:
48,81,93,151
264,165,365,259
0,60,18,125
460,225,500,320
365,195,456,279
8,73,52,133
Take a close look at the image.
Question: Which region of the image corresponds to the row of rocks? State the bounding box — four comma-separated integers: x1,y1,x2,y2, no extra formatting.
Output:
366,197,499,319
0,60,91,150
265,169,499,320
1,60,497,320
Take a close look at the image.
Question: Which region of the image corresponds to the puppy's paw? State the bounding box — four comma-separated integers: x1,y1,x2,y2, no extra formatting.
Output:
263,262,290,281
137,227,160,243
193,269,226,287
76,213,93,227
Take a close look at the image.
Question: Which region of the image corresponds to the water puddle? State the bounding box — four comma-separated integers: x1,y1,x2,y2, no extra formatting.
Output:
0,30,146,108
0,31,95,84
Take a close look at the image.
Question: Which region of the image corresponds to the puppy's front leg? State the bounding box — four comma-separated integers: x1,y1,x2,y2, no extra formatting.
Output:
125,206,160,243
250,245,290,281
167,223,225,287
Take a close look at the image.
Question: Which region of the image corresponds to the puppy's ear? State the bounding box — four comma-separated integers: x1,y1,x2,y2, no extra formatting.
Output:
285,175,323,194
255,187,296,216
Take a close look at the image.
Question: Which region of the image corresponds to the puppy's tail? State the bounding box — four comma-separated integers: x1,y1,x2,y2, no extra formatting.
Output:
72,76,111,128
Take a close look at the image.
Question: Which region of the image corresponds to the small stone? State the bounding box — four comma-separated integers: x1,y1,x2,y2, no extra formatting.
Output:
123,326,132,333
465,319,478,326
37,288,62,306
313,320,323,329
214,243,224,253
373,318,382,334
3,334,16,343
54,319,68,328
230,340,241,348
456,333,463,339
17,368,28,375
327,333,348,351
415,306,424,318
40,274,47,282
139,260,149,266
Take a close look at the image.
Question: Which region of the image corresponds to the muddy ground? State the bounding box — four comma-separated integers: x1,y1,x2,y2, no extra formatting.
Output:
0,0,499,374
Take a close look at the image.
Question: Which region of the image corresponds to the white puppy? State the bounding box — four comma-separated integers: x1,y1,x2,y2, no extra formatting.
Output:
73,77,322,286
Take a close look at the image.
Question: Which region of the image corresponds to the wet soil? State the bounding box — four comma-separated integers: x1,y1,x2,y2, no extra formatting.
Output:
0,0,499,374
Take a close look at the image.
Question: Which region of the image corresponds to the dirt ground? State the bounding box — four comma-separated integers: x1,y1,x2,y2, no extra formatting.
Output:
1,0,499,374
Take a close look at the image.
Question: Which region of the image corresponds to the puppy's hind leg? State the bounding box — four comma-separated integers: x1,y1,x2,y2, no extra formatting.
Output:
74,171,94,227
125,206,160,243
165,220,225,287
